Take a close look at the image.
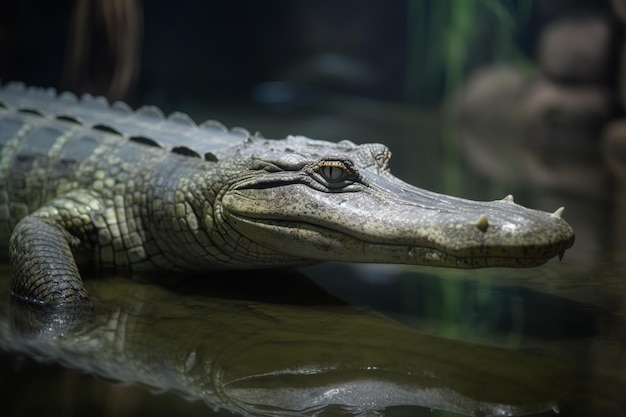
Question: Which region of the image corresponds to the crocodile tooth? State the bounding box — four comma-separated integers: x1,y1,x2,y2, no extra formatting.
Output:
501,194,515,203
551,207,565,219
475,215,489,232
552,405,560,414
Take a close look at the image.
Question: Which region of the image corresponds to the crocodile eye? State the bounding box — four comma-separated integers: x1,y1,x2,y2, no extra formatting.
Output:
319,161,351,183
321,165,346,181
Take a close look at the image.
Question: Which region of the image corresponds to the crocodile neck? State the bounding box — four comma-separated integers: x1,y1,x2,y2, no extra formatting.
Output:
144,154,312,270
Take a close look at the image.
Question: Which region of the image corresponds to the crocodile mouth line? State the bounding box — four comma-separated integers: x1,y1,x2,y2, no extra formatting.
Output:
227,214,563,268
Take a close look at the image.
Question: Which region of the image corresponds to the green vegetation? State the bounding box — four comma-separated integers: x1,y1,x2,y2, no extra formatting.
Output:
402,9,535,404
405,0,533,105
405,0,534,195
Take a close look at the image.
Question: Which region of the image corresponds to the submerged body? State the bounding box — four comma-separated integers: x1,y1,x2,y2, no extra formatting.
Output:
0,82,575,308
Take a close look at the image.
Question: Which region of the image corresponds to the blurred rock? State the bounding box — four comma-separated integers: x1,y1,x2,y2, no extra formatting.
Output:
611,0,626,22
603,119,626,254
456,66,534,134
520,79,612,148
538,14,612,83
458,66,611,154
537,0,606,21
604,119,626,182
618,38,626,106
458,66,611,261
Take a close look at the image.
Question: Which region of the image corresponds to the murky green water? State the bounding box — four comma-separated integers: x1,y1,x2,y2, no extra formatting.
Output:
0,99,623,417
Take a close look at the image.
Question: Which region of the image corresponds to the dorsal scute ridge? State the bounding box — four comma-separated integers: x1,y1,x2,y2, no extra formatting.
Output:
59,91,78,104
5,81,26,92
112,101,132,114
80,93,109,110
168,111,196,127
43,87,56,98
0,82,250,158
17,107,47,118
171,146,201,158
230,126,251,139
199,119,228,133
55,114,82,125
136,105,165,120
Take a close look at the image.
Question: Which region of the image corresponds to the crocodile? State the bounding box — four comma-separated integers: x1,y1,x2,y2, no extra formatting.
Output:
0,82,575,309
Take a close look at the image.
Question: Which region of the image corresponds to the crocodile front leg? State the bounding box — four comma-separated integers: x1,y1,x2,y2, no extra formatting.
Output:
9,190,103,309
10,216,90,307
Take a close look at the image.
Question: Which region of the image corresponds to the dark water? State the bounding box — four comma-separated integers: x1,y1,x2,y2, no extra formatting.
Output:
1,258,624,417
0,98,623,417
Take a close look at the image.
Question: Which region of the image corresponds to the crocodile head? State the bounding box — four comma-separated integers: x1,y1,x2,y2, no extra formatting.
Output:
217,136,574,268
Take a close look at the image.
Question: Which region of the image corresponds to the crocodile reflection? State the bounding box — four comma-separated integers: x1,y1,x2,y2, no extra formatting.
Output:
0,276,568,417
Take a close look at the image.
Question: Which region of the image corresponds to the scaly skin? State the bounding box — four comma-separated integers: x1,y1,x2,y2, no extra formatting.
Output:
0,82,575,308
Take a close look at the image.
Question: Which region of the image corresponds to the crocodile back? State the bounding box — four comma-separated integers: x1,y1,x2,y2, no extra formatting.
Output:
0,82,251,160
0,82,261,241
0,109,133,244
